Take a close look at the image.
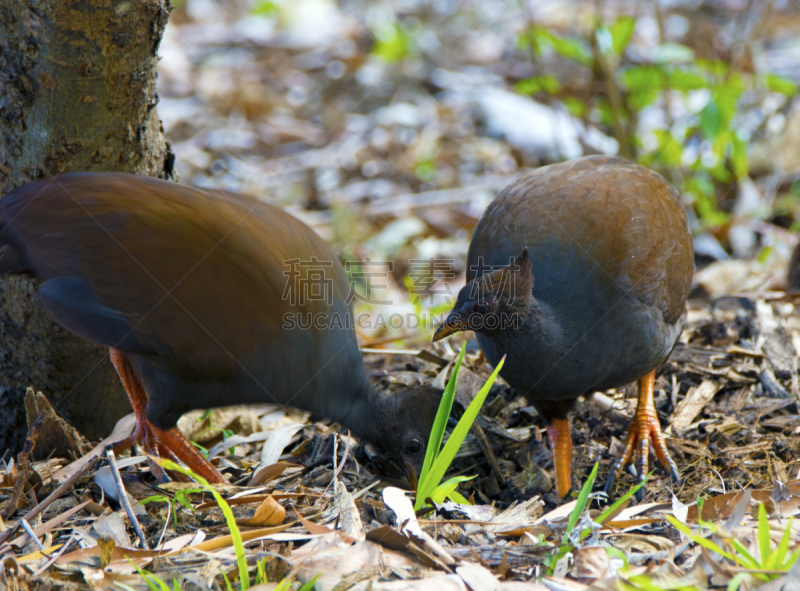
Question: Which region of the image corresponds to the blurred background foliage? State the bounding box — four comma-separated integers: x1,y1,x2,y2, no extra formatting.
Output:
157,0,800,342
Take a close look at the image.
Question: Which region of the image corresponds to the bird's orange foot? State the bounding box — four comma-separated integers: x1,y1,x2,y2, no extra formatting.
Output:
604,370,679,497
110,348,227,484
112,417,226,484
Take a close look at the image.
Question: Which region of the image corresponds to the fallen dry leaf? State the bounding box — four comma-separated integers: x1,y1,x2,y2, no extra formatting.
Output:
235,496,286,527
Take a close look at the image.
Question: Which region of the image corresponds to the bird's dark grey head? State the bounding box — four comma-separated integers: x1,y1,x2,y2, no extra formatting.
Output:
433,248,533,341
365,384,443,480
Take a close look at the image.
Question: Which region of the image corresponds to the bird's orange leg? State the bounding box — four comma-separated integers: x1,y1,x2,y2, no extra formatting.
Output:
546,417,573,498
109,348,226,484
605,370,679,494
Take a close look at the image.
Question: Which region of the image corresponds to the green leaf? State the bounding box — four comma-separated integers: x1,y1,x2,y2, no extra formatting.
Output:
447,490,471,505
417,344,466,497
727,572,750,591
757,245,774,265
666,515,737,561
668,68,708,91
596,475,648,525
140,495,170,505
157,459,251,590
728,536,761,570
605,546,629,572
715,73,744,124
372,23,411,64
596,97,615,128
561,96,587,117
654,43,694,64
416,355,505,509
174,489,205,511
757,503,771,567
765,73,798,96
700,99,721,140
415,158,435,182
564,462,598,543
429,475,476,505
298,575,321,591
622,65,664,109
697,59,730,78
610,16,635,55
652,130,683,167
532,26,592,66
622,65,666,93
783,545,800,570
515,75,561,95
730,132,748,179
771,516,794,569
250,0,278,15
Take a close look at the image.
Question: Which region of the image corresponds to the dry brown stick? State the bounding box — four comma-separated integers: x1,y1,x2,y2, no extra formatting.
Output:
0,452,101,551
106,448,150,550
1,410,49,521
472,423,506,487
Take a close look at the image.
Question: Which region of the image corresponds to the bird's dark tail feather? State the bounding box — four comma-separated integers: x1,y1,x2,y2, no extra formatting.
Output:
0,227,28,274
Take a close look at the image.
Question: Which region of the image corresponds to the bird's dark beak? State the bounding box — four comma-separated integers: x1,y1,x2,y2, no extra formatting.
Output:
432,312,467,342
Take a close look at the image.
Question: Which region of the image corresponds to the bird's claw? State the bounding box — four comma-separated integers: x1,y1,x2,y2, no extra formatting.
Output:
605,408,679,499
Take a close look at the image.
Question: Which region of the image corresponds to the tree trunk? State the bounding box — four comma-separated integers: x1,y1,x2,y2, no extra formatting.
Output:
0,0,175,449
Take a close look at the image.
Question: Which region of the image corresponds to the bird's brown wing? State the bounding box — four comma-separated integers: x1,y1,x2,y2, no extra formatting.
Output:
467,156,693,325
0,173,350,377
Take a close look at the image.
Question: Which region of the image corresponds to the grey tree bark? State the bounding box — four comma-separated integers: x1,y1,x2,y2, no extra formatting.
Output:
0,0,175,449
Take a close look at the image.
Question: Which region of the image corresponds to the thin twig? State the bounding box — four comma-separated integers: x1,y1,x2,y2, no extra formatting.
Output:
19,519,44,551
627,535,698,565
2,410,49,520
473,422,506,487
156,499,172,551
33,532,77,576
0,451,102,551
106,447,150,550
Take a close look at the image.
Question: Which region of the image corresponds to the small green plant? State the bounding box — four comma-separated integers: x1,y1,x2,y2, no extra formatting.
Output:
666,502,800,588
543,463,647,575
155,460,251,589
140,487,206,528
414,343,505,510
190,410,235,458
371,22,413,64
515,10,799,233
143,460,322,590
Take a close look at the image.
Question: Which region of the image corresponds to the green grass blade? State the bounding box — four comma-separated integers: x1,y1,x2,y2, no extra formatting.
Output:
417,356,505,506
140,495,170,505
729,537,762,569
156,459,251,590
773,517,795,569
596,474,649,525
727,572,749,591
419,344,466,485
666,515,736,561
757,502,771,566
222,572,233,591
298,575,321,591
429,475,476,504
564,462,598,543
782,545,800,570
129,559,174,591
447,490,471,504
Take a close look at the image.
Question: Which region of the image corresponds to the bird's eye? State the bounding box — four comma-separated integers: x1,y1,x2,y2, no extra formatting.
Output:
404,439,422,455
474,303,491,315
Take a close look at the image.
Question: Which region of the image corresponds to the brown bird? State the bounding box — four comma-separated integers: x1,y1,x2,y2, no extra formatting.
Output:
0,173,439,483
433,156,693,497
